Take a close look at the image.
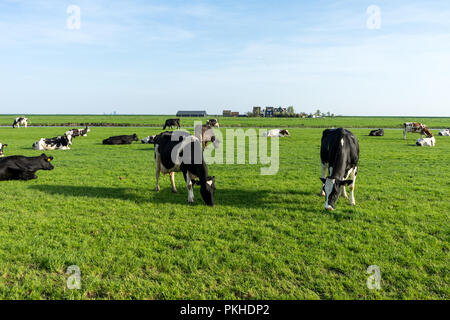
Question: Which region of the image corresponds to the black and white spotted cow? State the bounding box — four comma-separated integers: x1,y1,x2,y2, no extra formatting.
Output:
102,134,139,145
142,135,157,144
194,124,220,150
320,128,359,211
206,119,219,128
153,131,216,206
66,126,90,138
0,143,7,157
0,153,54,181
416,136,436,147
369,129,384,136
12,117,28,128
439,129,450,136
32,134,73,150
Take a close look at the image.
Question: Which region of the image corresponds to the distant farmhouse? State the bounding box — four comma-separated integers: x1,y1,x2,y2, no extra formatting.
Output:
176,111,208,117
222,110,244,117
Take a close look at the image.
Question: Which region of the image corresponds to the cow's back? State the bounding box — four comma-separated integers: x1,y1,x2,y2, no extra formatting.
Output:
321,128,359,166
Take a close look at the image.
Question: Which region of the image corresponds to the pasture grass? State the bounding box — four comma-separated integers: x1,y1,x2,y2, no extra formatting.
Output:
1,114,450,128
0,125,448,299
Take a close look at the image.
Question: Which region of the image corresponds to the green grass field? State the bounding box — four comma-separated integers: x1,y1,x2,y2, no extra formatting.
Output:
1,115,450,128
0,121,448,299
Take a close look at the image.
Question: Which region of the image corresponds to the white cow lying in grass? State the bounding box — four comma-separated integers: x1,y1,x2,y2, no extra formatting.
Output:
263,129,290,137
416,136,436,147
438,129,450,136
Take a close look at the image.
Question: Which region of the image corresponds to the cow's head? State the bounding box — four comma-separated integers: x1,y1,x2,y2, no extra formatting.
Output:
423,127,433,138
194,176,216,206
0,143,7,157
320,177,352,210
39,154,55,170
280,129,290,136
207,119,219,128
132,134,139,141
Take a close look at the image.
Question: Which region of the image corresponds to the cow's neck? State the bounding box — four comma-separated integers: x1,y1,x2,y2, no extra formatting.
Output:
330,149,348,179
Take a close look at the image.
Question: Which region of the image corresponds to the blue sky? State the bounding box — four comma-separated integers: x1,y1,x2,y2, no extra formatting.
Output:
1,0,450,115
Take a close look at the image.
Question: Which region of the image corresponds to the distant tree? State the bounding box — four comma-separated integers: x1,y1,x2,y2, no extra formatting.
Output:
315,109,321,117
287,106,295,115
327,112,331,117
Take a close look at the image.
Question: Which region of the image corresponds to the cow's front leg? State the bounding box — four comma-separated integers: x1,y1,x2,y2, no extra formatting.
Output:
320,162,327,196
348,167,357,206
186,174,194,203
170,172,178,193
341,186,348,199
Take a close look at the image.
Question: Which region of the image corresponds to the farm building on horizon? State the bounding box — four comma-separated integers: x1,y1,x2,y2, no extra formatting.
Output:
176,110,208,117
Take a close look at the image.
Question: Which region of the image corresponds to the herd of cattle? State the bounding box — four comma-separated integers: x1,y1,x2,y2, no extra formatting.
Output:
0,118,448,209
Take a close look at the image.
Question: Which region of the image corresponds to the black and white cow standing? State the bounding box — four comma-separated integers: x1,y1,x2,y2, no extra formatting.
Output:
32,134,73,150
0,143,7,157
153,131,216,206
0,154,54,181
12,117,28,128
163,118,181,130
320,128,359,211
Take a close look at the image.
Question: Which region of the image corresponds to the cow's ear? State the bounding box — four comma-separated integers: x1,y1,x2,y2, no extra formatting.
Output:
320,178,326,183
338,179,353,186
3,144,7,147
48,157,54,161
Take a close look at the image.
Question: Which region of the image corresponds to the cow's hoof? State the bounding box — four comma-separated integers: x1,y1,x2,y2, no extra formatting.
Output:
155,186,160,192
350,202,356,206
320,191,325,197
172,189,178,194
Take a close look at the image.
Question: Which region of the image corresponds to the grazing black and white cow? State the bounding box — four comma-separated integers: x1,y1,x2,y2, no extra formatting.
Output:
320,128,359,211
206,119,219,128
369,129,384,136
66,126,90,138
194,124,220,150
0,143,7,157
404,122,433,140
12,117,28,128
102,134,139,145
32,134,73,150
163,118,181,130
0,153,54,181
153,131,216,206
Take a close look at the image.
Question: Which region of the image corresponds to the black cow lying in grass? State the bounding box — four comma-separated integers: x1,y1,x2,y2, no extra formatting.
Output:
0,154,54,181
0,143,7,157
103,134,139,145
153,131,216,206
369,129,384,136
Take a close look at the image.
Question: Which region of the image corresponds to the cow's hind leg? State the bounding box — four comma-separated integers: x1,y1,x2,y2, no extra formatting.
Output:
185,173,194,203
348,167,357,206
155,156,161,192
170,172,178,193
320,162,327,196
